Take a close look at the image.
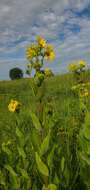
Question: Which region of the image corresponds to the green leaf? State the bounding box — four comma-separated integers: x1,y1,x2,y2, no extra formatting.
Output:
54,173,60,185
19,168,29,179
40,131,50,156
63,165,70,187
32,183,38,190
30,111,42,131
0,170,5,186
5,165,17,176
17,146,26,159
35,152,49,177
84,128,90,141
30,80,38,97
16,127,25,147
42,185,48,190
79,152,90,165
5,165,19,189
47,145,57,168
61,157,65,172
2,142,12,156
85,180,90,190
42,184,57,190
31,128,41,151
84,112,90,127
48,184,57,190
78,111,90,189
87,147,90,155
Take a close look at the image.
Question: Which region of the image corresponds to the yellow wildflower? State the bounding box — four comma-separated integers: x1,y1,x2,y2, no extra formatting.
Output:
68,63,79,72
45,68,53,77
8,100,21,113
45,45,55,61
45,44,54,52
80,88,89,98
26,44,38,60
48,51,55,61
79,60,87,68
36,36,46,48
84,89,89,97
84,92,89,97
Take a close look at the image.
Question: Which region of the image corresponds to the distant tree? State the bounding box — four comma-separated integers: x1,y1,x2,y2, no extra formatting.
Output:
9,67,23,80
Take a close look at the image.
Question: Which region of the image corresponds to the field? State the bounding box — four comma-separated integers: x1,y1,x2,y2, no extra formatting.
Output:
0,71,90,190
0,73,80,144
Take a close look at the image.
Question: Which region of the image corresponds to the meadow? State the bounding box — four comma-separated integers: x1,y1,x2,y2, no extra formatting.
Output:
0,70,90,190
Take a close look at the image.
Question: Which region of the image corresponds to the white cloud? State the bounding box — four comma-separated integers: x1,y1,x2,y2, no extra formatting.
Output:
0,0,90,79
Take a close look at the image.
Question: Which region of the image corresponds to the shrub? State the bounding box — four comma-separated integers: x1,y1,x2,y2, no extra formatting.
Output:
9,68,23,80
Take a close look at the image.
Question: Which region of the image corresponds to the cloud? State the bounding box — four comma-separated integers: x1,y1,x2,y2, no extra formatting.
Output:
0,0,90,79
0,58,26,80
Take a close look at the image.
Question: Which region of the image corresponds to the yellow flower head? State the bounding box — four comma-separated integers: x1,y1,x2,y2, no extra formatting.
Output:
8,100,22,113
84,91,89,97
68,63,79,72
79,87,90,98
45,68,53,77
26,44,38,60
45,44,54,51
80,92,89,98
84,88,89,97
45,44,55,61
79,60,87,68
36,36,46,48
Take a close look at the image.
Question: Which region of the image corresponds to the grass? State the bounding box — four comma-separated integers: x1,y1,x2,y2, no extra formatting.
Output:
0,71,90,189
0,71,89,144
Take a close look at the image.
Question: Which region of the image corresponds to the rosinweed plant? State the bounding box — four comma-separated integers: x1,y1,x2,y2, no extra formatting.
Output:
26,36,55,88
68,60,87,83
78,111,90,190
71,74,90,190
71,82,90,115
26,36,55,76
68,60,87,73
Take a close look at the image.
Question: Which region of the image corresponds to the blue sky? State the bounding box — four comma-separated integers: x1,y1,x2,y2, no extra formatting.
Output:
0,0,90,80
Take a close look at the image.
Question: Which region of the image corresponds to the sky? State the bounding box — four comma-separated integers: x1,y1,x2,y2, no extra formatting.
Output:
0,0,90,80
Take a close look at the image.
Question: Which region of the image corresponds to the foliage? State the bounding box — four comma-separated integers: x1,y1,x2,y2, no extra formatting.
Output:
0,104,80,189
0,77,80,190
9,68,23,80
1,65,90,189
0,126,31,190
78,111,90,190
34,72,45,87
